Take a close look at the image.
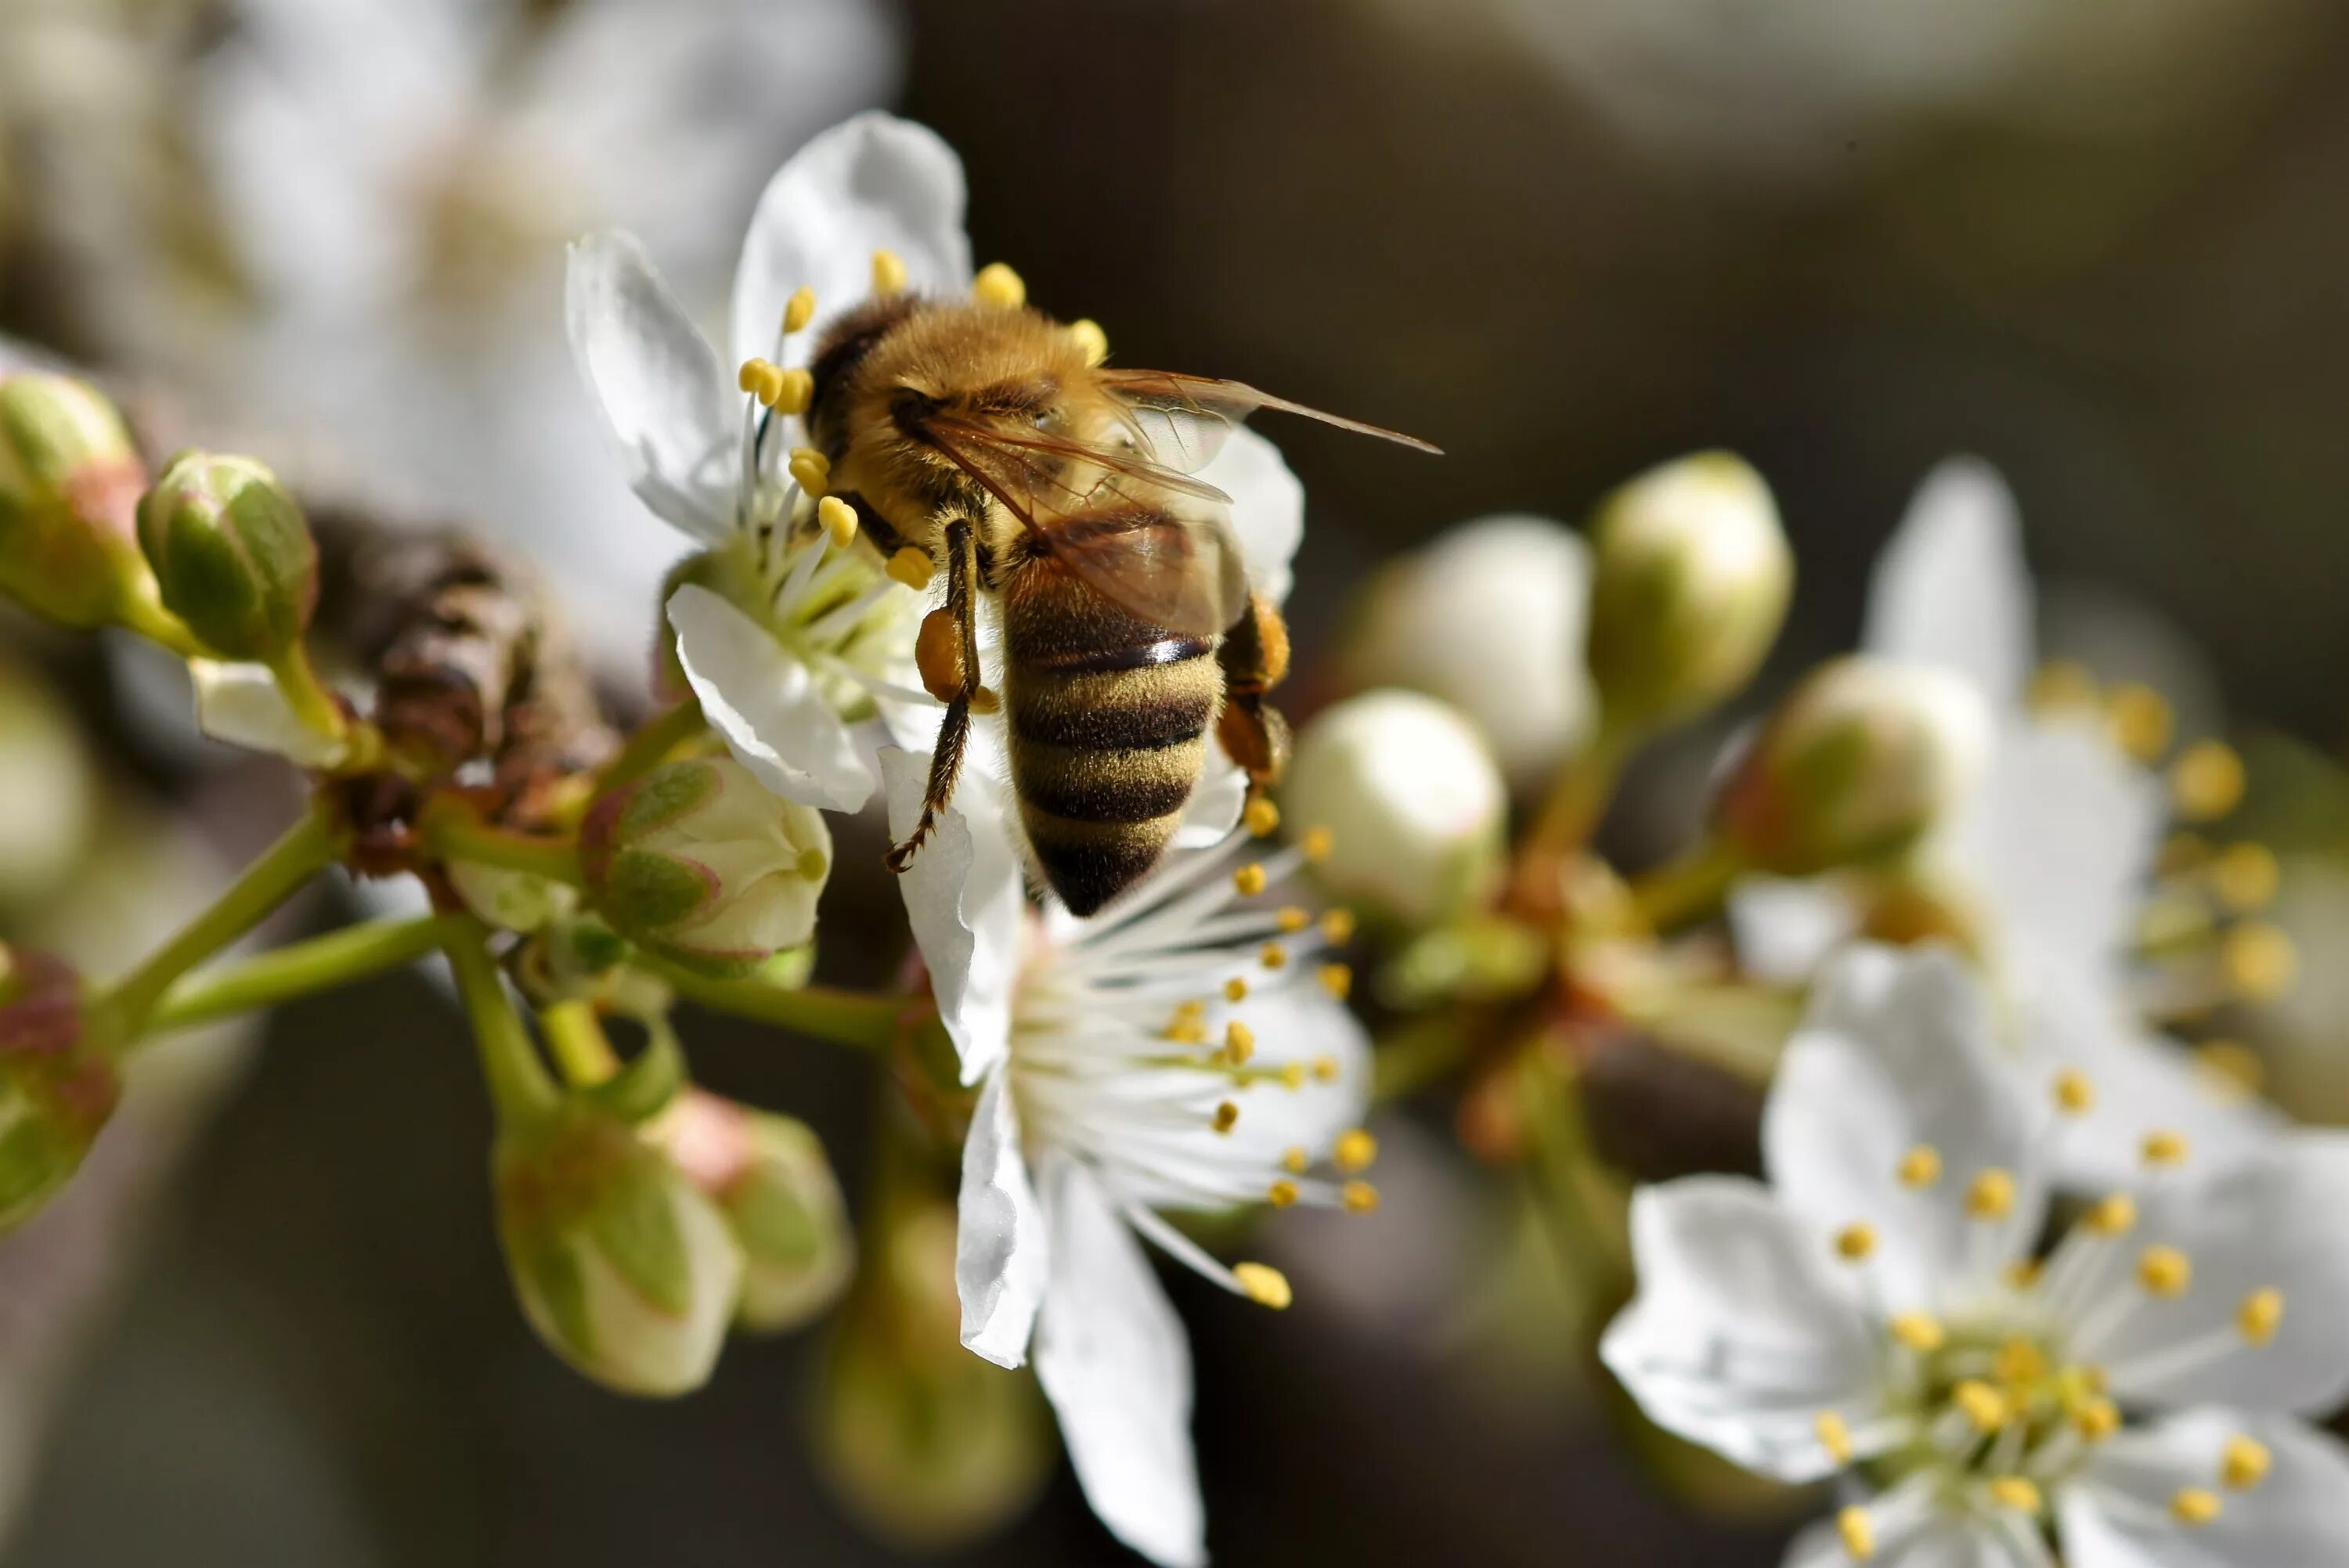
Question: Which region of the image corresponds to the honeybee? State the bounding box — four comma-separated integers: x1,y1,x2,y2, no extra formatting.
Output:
803,287,1436,916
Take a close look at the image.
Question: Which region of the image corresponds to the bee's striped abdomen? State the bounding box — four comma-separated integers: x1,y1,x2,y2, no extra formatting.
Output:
1003,555,1220,916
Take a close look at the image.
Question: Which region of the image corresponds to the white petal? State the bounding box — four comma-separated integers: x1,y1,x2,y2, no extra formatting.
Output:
189,660,348,768
1197,983,1372,1174
881,747,1025,1084
1727,874,1863,985
1199,426,1304,608
1031,1156,1205,1568
956,1067,1049,1369
2067,1134,2349,1415
2062,1410,2349,1568
565,232,736,542
1600,1178,1884,1483
731,112,972,370
1763,946,2044,1310
667,586,877,812
1784,1513,2032,1568
1864,457,2034,709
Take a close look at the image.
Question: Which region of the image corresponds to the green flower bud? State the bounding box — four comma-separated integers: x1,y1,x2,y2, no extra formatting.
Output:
1713,655,1993,877
0,373,153,629
655,1090,851,1333
493,1100,744,1397
1586,452,1792,731
1283,689,1507,928
0,946,120,1234
580,756,832,976
135,450,318,661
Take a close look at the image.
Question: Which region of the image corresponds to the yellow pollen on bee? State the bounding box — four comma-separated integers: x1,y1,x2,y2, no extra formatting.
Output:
1301,826,1334,862
1212,1101,1240,1135
2142,1130,2191,1169
2082,1194,2138,1238
1233,1261,1292,1310
1069,317,1110,366
2054,1070,2096,1116
1279,1062,1308,1090
2212,842,2281,913
1223,1021,1257,1065
886,545,935,589
2171,1488,2223,1527
1276,906,1311,934
788,451,830,498
2223,1436,2272,1491
1261,942,1290,971
770,366,813,415
1954,1380,2010,1433
1310,1054,1340,1083
972,261,1027,308
1834,1224,1878,1263
1334,1129,1377,1173
2107,683,2175,762
1967,1169,2017,1220
1233,863,1268,897
1994,1339,2048,1386
1890,1313,1946,1353
1317,963,1353,999
1814,1411,1854,1465
2239,1288,2284,1345
1836,1506,1876,1561
870,249,907,296
2072,1396,2122,1441
1897,1144,1943,1188
1224,977,1250,1004
815,495,858,550
2222,921,2299,1000
1342,1180,1380,1213
1281,1146,1310,1175
2171,740,2247,822
1989,1477,2043,1516
2139,1245,2193,1297
2194,1040,2266,1100
782,285,817,334
1321,908,1358,943
1244,797,1281,838
1267,1179,1300,1209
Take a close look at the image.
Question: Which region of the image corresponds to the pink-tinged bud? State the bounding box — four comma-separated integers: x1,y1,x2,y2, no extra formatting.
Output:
0,946,120,1234
135,450,318,661
654,1090,851,1333
0,373,153,629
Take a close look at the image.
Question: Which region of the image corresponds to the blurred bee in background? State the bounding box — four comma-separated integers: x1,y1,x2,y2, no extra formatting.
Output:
802,284,1436,916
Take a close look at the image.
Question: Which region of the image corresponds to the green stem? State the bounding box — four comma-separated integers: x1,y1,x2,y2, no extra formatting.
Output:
596,699,707,794
1519,1048,1629,1285
442,919,557,1124
92,807,337,1044
1628,837,1745,933
542,999,621,1087
265,643,348,748
141,914,461,1038
420,799,583,886
1523,723,1635,863
648,960,911,1054
117,593,209,659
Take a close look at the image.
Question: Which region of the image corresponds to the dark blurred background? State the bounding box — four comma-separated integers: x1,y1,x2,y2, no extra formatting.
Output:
5,0,2347,1562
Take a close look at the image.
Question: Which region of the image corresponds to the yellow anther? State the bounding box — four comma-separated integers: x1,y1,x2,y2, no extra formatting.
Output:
870,248,907,296
1813,1411,1854,1464
1069,317,1110,366
2239,1289,2284,1345
1320,908,1357,943
1232,863,1268,897
788,451,830,498
1967,1169,2017,1220
1276,906,1311,934
2171,740,2247,822
2222,1435,2271,1491
2138,1245,2192,1297
1224,977,1250,1004
2107,683,2174,762
1836,1506,1876,1561
972,261,1027,308
1279,1062,1307,1090
2171,1488,2222,1527
1334,1129,1377,1173
736,357,782,402
1834,1224,1878,1263
1310,1054,1340,1083
1212,1101,1239,1135
886,545,935,589
1280,1146,1310,1175
817,495,859,550
1164,1017,1208,1046
1174,1000,1207,1022
1244,797,1281,837
1994,1339,2048,1386
1954,1380,2010,1433
1267,1179,1300,1209
782,285,817,334
1261,942,1289,971
2141,1130,2191,1169
1897,1144,1943,1188
2072,1396,2121,1442
1341,1180,1380,1213
1233,1261,1292,1310
2005,1258,2045,1291
1890,1314,1946,1353
770,366,813,415
2054,1070,2096,1116
1317,963,1353,1000
2163,831,2213,874
1223,1021,1256,1065
1301,826,1334,862
2222,921,2299,1000
2194,1040,2266,1101
1989,1477,2043,1515
2082,1194,2138,1238
2030,660,2100,712
2212,842,2280,913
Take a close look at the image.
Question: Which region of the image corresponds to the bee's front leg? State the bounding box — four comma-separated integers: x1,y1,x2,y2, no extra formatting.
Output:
1215,592,1293,789
886,518,984,872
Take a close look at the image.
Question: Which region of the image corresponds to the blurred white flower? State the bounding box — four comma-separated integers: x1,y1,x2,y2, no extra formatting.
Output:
884,752,1372,1568
1604,945,2349,1568
1732,459,2279,1188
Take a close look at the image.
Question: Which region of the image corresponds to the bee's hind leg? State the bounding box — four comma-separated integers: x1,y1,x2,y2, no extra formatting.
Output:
1215,592,1293,789
887,518,983,872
